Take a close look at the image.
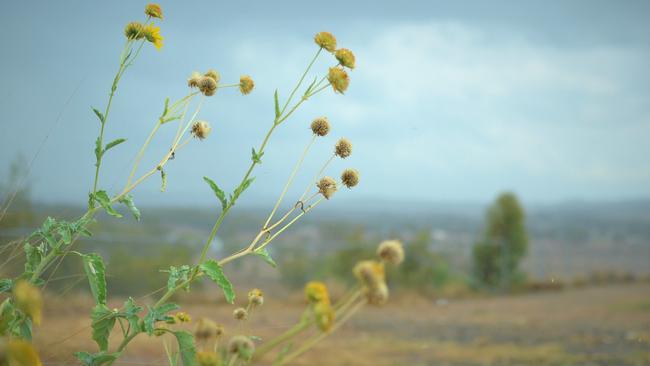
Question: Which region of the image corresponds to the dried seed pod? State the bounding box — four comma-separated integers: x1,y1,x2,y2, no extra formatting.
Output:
311,117,330,137
191,120,212,140
233,307,248,321
198,76,217,96
341,168,359,188
377,240,405,265
317,176,337,200
335,138,352,158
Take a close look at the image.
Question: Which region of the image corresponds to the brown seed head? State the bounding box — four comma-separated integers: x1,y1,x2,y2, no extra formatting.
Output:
204,69,221,83
198,76,217,96
377,240,405,265
145,3,163,19
335,48,356,69
335,138,352,158
248,288,264,306
187,71,202,88
366,282,389,305
317,176,337,200
239,75,255,95
310,117,330,137
194,318,221,340
327,67,350,94
228,335,255,360
314,31,337,52
341,168,359,188
191,120,212,140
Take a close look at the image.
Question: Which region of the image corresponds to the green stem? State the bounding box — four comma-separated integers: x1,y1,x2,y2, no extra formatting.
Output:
280,48,322,115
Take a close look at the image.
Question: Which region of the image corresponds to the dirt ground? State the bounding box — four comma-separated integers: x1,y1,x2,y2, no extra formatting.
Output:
35,283,650,365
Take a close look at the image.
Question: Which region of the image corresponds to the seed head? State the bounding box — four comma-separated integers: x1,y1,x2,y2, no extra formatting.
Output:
174,312,192,323
204,69,220,83
335,138,352,158
327,67,350,94
142,23,164,50
353,260,385,289
187,71,202,88
239,75,255,95
124,22,145,40
377,240,405,265
366,282,389,305
198,76,217,96
196,351,220,366
233,307,248,321
335,48,356,69
13,280,42,326
317,176,337,200
314,31,337,52
341,168,359,189
228,335,255,360
313,301,335,332
304,281,330,303
191,120,212,140
145,3,163,19
248,288,264,307
310,117,330,137
194,318,222,340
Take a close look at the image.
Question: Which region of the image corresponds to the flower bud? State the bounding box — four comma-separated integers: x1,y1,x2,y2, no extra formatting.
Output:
191,120,212,140
174,312,192,323
341,168,359,188
310,117,330,137
335,48,356,69
239,75,255,95
204,69,220,83
248,288,264,307
317,176,337,200
327,67,350,94
228,335,255,360
313,301,334,332
233,307,248,321
314,32,337,52
145,3,163,19
335,138,352,158
124,22,145,40
377,240,405,265
304,281,329,303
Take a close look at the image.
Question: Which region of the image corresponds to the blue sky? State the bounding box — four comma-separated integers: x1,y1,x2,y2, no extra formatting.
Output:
1,0,649,207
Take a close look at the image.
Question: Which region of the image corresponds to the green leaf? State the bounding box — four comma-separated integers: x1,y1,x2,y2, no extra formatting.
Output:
23,243,43,276
118,194,141,221
203,176,227,210
0,279,12,293
251,148,264,164
92,190,122,218
253,247,277,268
199,259,235,304
91,304,117,351
274,89,281,118
82,253,107,305
143,303,179,335
92,107,105,123
173,331,197,366
230,177,255,205
57,225,72,245
94,137,103,164
165,265,191,292
104,138,127,152
304,76,318,96
74,351,120,366
121,297,143,332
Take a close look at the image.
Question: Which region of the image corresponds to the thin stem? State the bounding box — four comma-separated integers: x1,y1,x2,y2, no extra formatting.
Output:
299,155,335,202
257,196,325,251
126,122,162,187
253,320,311,361
280,48,322,115
276,300,366,366
263,135,317,229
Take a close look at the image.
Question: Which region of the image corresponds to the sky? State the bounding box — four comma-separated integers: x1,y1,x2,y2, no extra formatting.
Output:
0,0,649,208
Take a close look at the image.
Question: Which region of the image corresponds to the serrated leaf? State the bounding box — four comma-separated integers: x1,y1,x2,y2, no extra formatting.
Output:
231,177,255,205
23,243,42,276
58,225,72,245
122,297,143,333
92,190,122,218
165,265,191,292
253,247,277,268
83,253,107,305
143,303,180,335
200,259,235,304
251,148,264,164
173,331,197,366
118,194,141,221
0,279,12,293
104,138,127,152
203,177,227,210
92,107,105,123
91,304,116,351
304,76,318,96
74,351,120,366
274,89,280,118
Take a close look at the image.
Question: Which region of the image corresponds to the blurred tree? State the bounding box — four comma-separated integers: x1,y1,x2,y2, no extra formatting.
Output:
472,192,528,290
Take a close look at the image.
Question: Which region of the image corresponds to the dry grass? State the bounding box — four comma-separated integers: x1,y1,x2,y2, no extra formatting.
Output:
34,283,650,365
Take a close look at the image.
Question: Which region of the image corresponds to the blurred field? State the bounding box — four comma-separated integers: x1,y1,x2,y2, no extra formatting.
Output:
35,283,650,366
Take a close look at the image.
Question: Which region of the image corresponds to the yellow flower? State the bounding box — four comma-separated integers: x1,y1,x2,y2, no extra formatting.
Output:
304,281,330,303
239,75,255,95
142,24,164,50
313,301,335,332
335,48,356,69
13,280,42,326
145,3,163,19
314,32,337,52
327,67,350,94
